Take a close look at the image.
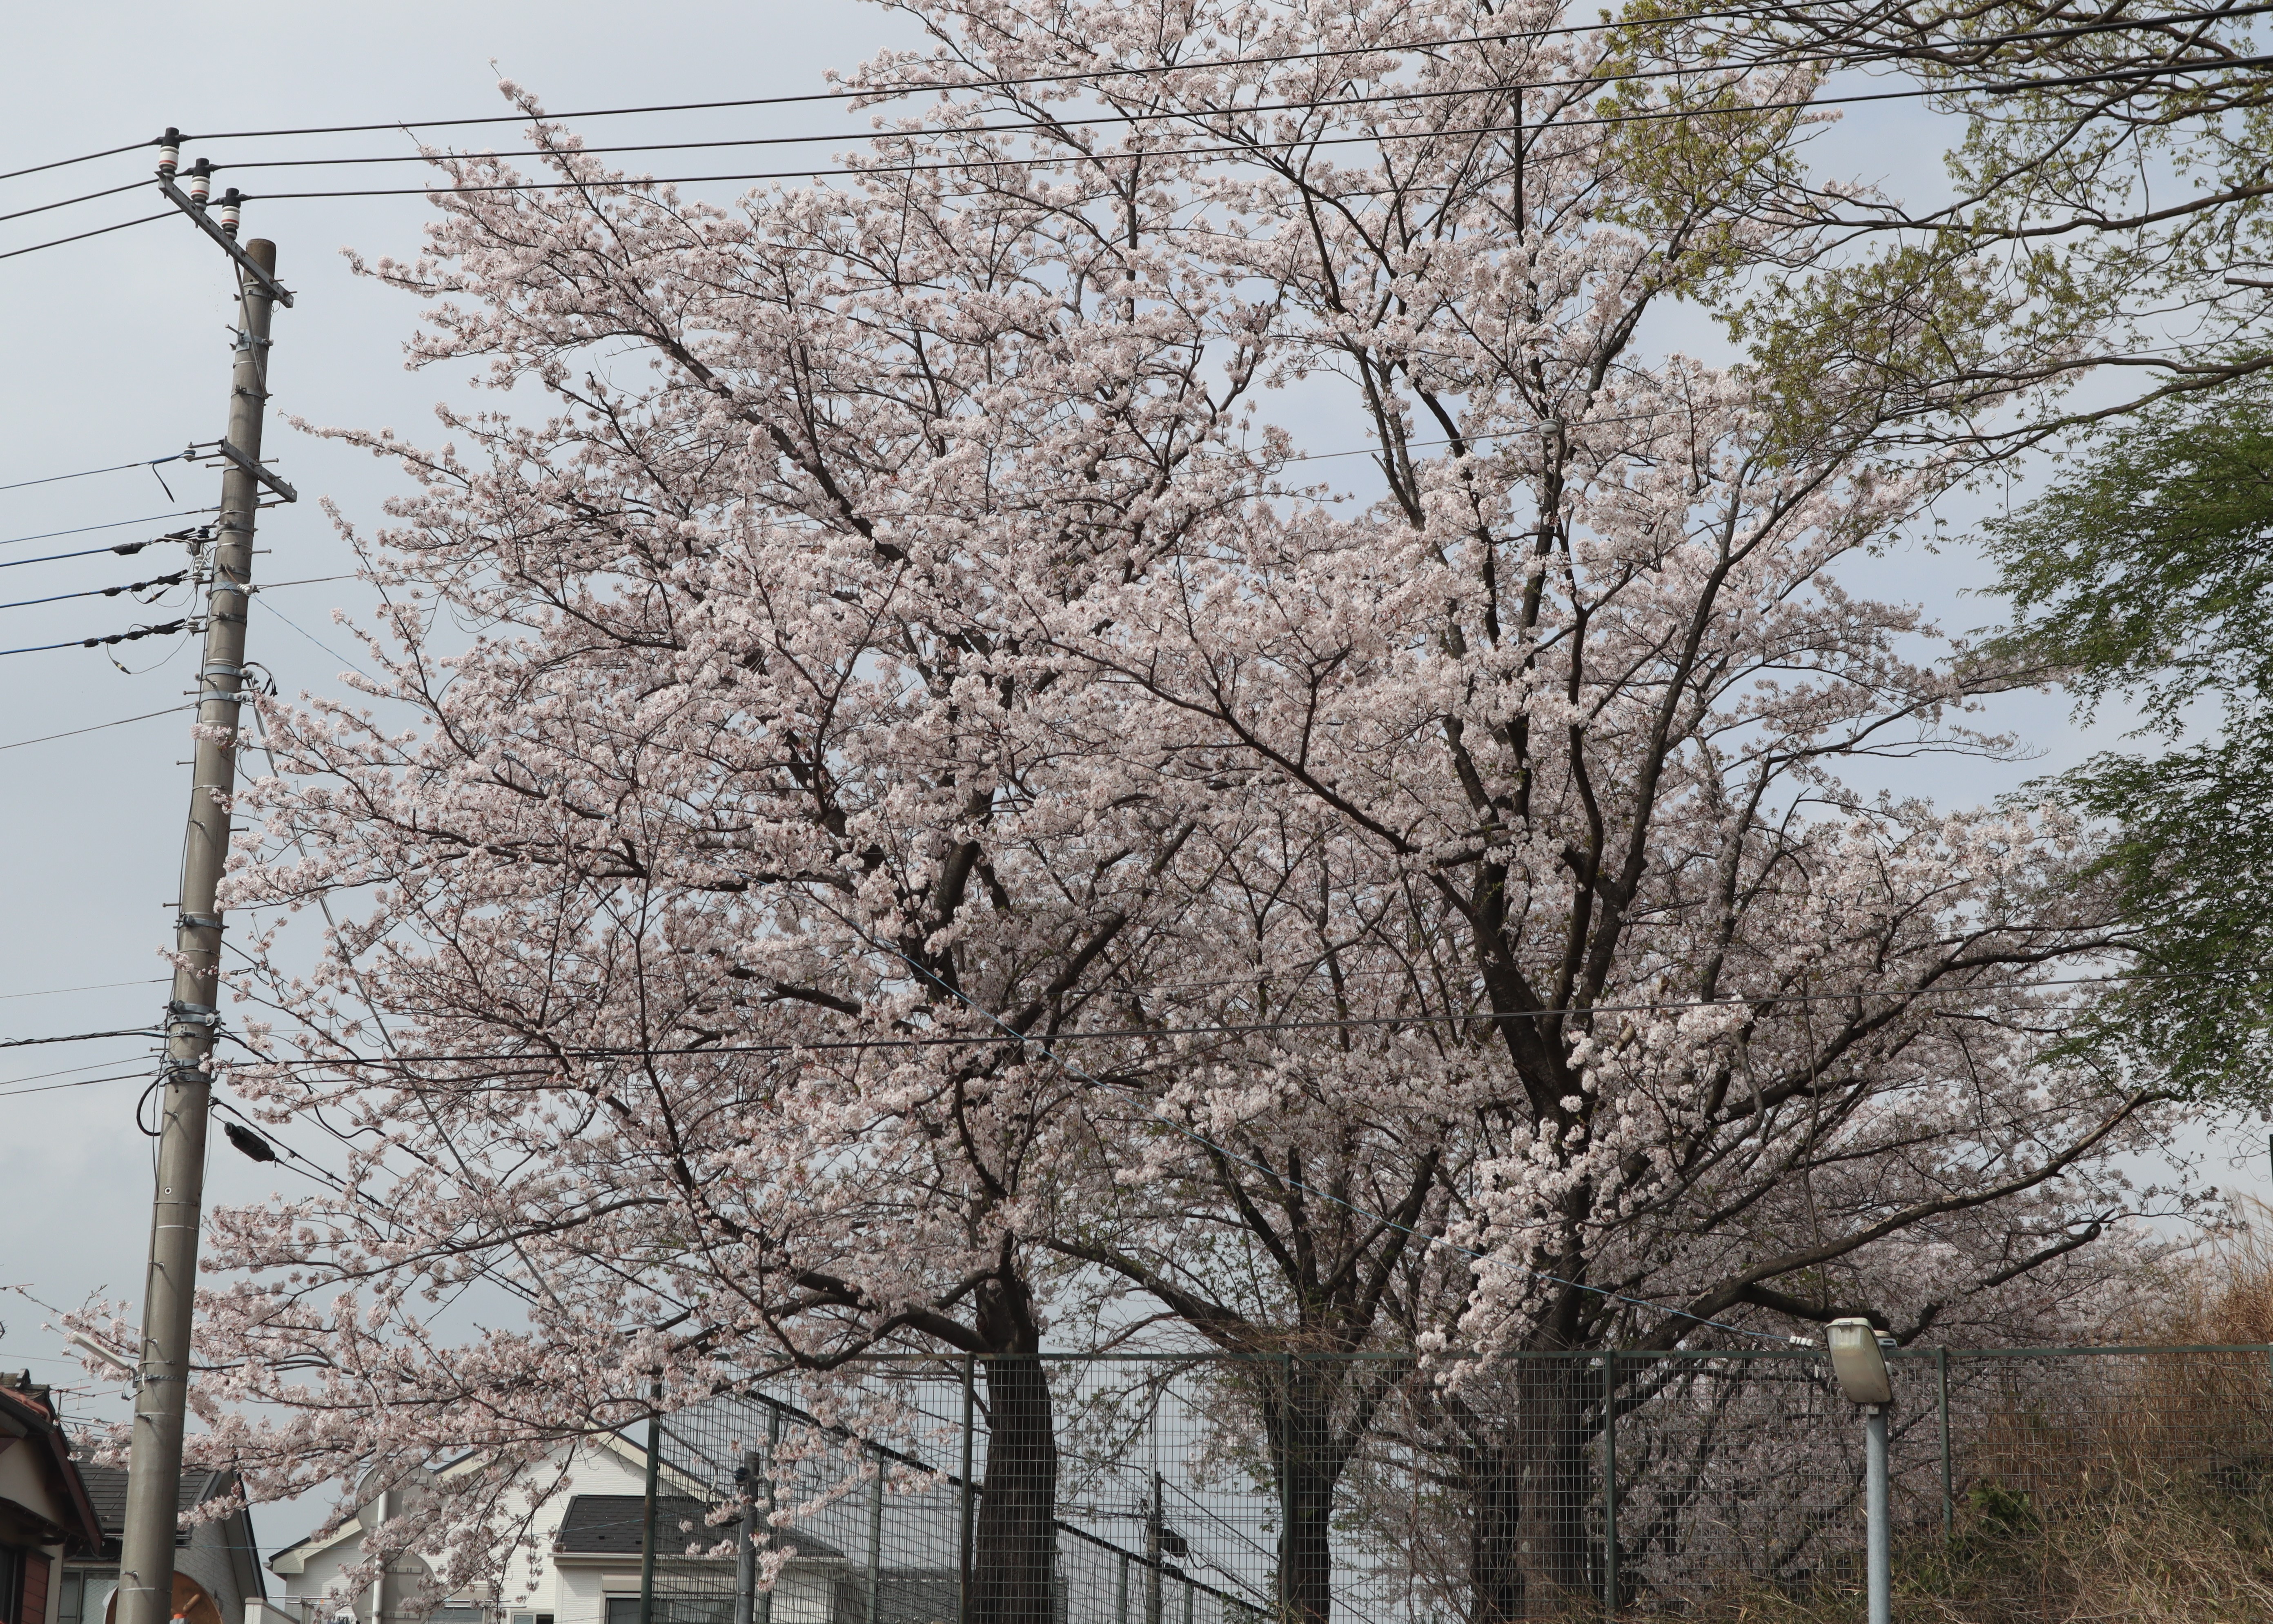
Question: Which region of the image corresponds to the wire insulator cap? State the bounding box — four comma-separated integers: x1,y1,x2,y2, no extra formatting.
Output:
185,160,212,207
216,189,242,236
156,129,181,178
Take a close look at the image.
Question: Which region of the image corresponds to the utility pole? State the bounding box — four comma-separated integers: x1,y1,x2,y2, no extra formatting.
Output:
116,157,288,1624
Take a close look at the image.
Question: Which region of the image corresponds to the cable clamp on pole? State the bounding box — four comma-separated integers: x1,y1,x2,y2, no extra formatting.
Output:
174,914,224,934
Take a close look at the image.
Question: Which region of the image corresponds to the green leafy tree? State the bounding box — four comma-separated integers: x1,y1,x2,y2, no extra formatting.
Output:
1989,378,2273,1098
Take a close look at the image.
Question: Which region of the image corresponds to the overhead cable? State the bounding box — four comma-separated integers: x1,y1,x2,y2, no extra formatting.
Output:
171,0,2273,142
223,965,2167,1070
227,53,2273,205
0,210,174,263
0,537,195,571
0,514,211,550
0,177,152,227
0,618,191,658
0,453,186,494
0,704,192,753
0,570,189,612
0,1070,159,1101
0,139,165,185
0,1026,161,1052
0,976,169,1001
201,7,2273,183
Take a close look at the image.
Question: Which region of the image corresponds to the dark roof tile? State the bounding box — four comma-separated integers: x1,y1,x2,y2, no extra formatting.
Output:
73,1465,227,1541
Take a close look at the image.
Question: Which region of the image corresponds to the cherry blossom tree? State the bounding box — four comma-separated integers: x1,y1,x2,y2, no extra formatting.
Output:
123,3,2189,1621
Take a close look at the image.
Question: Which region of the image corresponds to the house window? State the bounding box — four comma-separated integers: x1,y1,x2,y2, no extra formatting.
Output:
605,1600,732,1624
0,1545,24,1624
58,1569,117,1624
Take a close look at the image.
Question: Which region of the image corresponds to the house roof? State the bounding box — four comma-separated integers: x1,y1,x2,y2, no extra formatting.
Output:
555,1497,844,1564
0,1382,106,1552
68,1463,267,1603
73,1464,234,1541
269,1430,691,1575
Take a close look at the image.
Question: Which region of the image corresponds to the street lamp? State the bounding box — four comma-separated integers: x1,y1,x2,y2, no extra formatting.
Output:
1827,1318,1895,1624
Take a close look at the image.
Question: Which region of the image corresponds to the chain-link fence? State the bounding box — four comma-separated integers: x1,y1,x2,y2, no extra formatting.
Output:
625,1347,2273,1624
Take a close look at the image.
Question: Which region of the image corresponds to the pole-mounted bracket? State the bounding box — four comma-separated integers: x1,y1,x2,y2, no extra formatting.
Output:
187,439,297,503
174,914,224,934
158,176,294,306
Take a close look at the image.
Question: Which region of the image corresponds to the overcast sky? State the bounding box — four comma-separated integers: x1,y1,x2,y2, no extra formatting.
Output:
0,0,2261,1570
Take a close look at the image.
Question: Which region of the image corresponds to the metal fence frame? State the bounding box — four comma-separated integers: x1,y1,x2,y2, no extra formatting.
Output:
627,1345,2273,1624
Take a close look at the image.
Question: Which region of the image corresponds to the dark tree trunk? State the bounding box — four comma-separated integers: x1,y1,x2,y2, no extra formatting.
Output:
1462,1433,1526,1624
972,1280,1057,1624
1526,1358,1594,1599
1447,1361,1597,1623
1271,1359,1340,1624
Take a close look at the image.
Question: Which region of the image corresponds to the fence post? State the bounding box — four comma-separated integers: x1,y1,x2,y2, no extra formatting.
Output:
1937,1348,1953,1544
960,1357,975,1624
757,1403,779,1624
1280,1354,1297,1624
638,1379,662,1624
735,1447,760,1624
1117,1554,1130,1624
1602,1351,1618,1618
864,1444,884,1624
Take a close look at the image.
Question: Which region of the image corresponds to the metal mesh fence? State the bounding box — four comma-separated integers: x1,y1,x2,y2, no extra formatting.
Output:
628,1348,2273,1624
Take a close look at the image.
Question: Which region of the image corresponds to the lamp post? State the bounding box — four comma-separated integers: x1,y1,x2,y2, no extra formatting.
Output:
1827,1317,1895,1624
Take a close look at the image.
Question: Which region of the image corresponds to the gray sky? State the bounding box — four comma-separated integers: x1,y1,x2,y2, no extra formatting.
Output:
0,0,2260,1570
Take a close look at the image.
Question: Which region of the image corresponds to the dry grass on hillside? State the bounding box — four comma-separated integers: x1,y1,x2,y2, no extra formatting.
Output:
1681,1214,2273,1622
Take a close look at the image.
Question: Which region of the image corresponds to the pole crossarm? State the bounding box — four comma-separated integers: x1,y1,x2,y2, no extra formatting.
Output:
156,176,294,305
187,439,296,503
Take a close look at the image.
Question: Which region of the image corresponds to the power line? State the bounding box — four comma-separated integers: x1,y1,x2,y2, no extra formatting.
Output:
0,704,191,753
220,965,2165,1071
0,570,189,612
0,618,191,657
195,4,2273,185
0,453,184,494
0,210,173,263
0,177,154,227
0,976,168,1001
221,53,2273,205
0,17,2232,247
0,515,210,550
0,1026,159,1053
0,538,200,572
0,138,163,186
168,0,2273,145
257,597,373,677
0,34,2248,265
0,1054,163,1094
0,1070,161,1101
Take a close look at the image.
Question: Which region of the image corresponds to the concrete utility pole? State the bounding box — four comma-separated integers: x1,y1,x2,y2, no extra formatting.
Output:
116,227,284,1624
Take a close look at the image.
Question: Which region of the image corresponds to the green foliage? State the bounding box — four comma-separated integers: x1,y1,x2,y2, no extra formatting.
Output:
2055,724,2273,1105
1961,1479,2039,1544
1986,375,2273,728
1979,374,2273,1100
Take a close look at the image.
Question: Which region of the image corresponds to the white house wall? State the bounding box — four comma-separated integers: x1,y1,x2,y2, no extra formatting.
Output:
275,1441,653,1622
